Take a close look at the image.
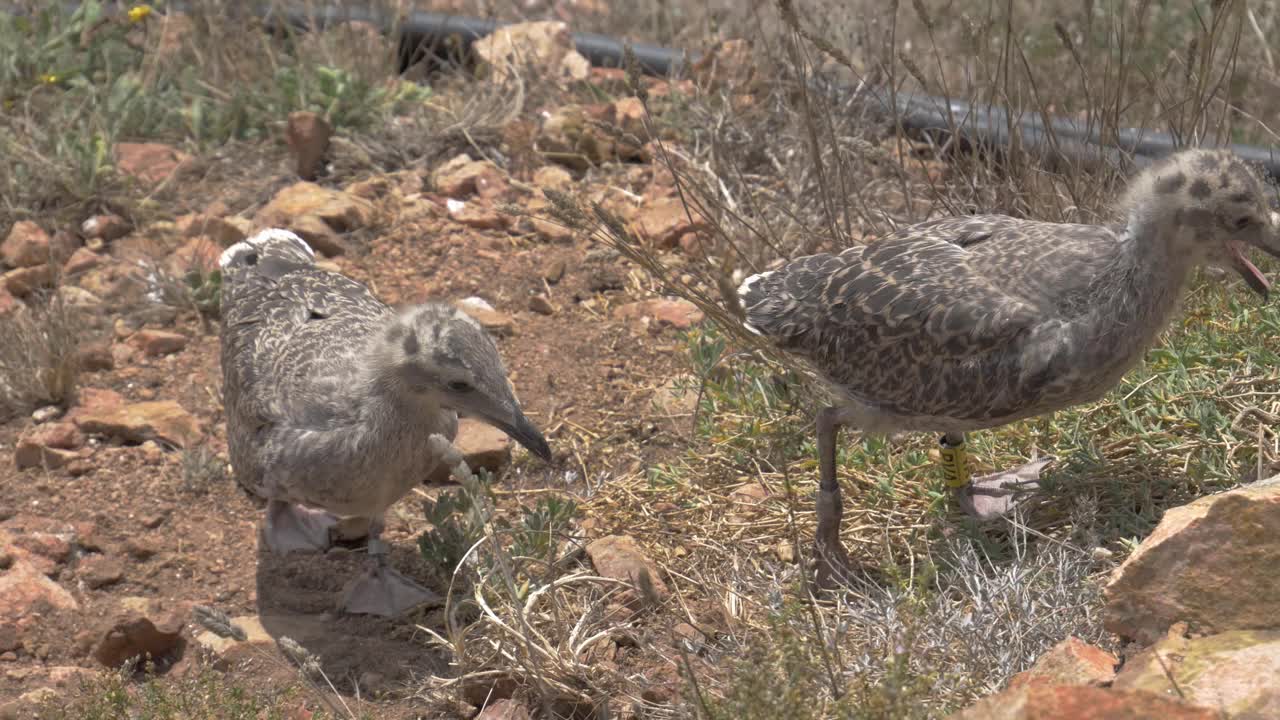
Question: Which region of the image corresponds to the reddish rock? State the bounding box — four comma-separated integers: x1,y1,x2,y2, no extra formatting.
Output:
0,286,17,316
633,196,709,248
15,423,85,470
67,388,125,419
346,175,391,200
531,165,573,193
0,553,80,621
2,221,52,268
1103,475,1280,645
62,247,103,278
113,142,192,185
447,199,509,231
427,418,513,485
476,699,532,720
80,214,132,243
434,155,508,200
165,236,222,278
455,298,515,336
615,298,704,330
127,329,188,357
78,554,125,589
526,207,575,243
73,399,203,448
612,96,646,136
947,683,1220,720
92,597,186,669
255,182,373,233
285,214,347,257
2,264,55,297
1007,636,1117,690
1112,628,1280,718
285,111,332,181
586,535,669,607
198,215,253,248
74,341,114,372
528,294,555,315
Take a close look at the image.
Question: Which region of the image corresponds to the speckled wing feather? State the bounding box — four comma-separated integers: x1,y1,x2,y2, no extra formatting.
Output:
219,231,394,495
739,214,1128,422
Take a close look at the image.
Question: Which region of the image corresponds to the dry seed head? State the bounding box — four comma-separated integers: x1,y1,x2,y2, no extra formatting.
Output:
911,0,934,31
277,635,323,677
1053,21,1075,54
1184,36,1199,86
898,52,929,88
192,605,247,641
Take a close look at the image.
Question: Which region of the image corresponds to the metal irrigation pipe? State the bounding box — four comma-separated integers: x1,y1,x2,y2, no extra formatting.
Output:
255,3,1280,178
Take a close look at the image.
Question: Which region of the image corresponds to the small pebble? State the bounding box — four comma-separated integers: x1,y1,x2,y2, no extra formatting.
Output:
529,294,555,316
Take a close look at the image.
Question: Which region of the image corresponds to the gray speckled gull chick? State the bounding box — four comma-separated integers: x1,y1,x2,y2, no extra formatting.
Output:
737,148,1280,588
218,228,551,616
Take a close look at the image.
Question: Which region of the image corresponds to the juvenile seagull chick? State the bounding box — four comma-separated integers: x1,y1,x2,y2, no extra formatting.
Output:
219,229,551,616
737,148,1280,588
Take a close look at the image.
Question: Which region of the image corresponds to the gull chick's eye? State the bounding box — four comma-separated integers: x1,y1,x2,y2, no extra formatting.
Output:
447,381,473,393
1234,216,1252,230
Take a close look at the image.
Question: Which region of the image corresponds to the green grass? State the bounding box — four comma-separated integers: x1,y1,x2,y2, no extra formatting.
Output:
33,665,335,720
0,0,431,226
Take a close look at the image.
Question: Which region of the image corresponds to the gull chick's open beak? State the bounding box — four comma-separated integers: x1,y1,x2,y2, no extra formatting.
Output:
1229,238,1272,299
1232,211,1280,300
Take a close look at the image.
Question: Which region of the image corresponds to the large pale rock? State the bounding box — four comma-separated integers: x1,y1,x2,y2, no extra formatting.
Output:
1112,629,1280,719
73,400,203,448
473,21,590,85
947,684,1220,720
1007,636,1117,690
113,142,192,185
1103,475,1280,644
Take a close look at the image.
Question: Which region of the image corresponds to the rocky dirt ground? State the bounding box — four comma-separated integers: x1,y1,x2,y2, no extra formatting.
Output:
0,43,711,717
2,6,1280,720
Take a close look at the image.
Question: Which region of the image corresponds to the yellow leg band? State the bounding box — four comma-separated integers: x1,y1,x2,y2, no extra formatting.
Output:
939,436,971,488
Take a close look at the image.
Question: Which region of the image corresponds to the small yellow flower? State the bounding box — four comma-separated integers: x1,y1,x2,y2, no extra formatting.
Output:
127,4,152,23
39,73,59,85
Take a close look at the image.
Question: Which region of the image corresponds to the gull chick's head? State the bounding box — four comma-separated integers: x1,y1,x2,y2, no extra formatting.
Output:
1129,148,1280,299
382,303,551,462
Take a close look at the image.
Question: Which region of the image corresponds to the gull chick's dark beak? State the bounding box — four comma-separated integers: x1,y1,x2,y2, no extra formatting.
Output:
494,409,552,462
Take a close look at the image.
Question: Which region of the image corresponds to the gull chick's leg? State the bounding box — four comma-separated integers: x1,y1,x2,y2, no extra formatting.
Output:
340,515,443,617
814,406,851,590
263,499,340,554
941,432,1056,521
